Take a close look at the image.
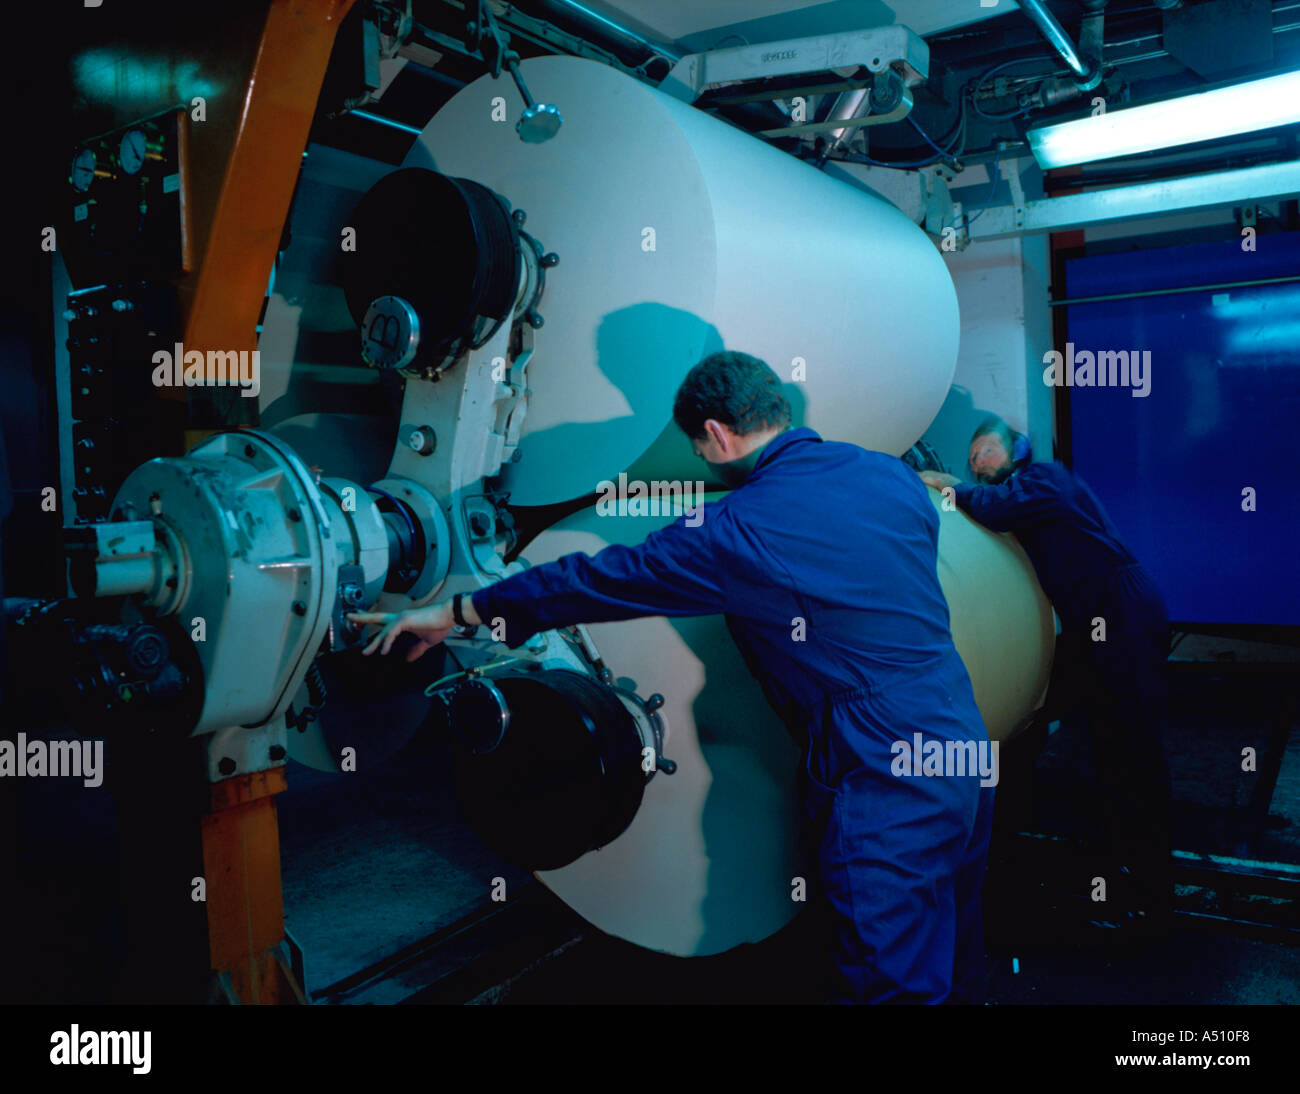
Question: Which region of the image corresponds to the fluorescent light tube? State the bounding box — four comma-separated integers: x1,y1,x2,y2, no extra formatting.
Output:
1027,68,1300,168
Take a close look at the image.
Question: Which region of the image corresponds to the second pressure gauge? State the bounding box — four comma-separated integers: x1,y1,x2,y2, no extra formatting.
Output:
118,128,148,175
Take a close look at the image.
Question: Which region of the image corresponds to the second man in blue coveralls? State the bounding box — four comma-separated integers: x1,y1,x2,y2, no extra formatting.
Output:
351,351,995,1003
922,417,1172,929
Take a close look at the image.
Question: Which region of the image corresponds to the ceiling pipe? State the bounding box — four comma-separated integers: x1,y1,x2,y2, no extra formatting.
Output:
1018,0,1104,90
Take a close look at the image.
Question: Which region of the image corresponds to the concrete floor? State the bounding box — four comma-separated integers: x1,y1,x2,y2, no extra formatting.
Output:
278,733,532,998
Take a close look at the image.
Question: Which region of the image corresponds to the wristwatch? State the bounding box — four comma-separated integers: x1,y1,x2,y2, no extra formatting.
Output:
452,592,473,628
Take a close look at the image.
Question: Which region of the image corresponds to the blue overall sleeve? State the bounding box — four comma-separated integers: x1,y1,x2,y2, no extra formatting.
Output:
469,513,727,648
951,464,1066,532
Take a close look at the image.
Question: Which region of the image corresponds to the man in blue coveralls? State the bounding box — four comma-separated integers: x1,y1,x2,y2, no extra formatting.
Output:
351,351,995,1003
921,416,1172,928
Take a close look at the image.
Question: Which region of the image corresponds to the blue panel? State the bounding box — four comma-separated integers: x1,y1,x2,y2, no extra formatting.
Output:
1066,233,1300,626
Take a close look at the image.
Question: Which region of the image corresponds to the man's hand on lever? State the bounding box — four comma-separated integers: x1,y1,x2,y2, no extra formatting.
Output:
919,470,960,491
347,594,481,661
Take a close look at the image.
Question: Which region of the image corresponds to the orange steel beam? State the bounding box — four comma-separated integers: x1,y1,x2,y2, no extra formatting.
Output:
183,0,356,1003
201,767,304,1004
189,0,356,1003
183,0,358,374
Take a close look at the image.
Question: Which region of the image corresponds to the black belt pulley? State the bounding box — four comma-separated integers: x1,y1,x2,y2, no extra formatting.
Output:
340,168,521,372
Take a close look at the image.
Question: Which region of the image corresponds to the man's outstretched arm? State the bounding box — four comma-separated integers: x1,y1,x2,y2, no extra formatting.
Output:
920,464,1065,532
348,511,727,659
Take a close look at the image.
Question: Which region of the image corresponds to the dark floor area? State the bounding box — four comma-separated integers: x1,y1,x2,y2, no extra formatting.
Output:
278,735,532,998
482,913,1300,1006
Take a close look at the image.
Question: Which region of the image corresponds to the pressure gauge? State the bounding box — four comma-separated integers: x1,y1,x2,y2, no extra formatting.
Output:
118,128,148,174
69,147,96,192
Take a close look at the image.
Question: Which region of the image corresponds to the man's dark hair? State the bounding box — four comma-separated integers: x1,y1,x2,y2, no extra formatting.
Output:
672,351,792,440
969,415,1017,455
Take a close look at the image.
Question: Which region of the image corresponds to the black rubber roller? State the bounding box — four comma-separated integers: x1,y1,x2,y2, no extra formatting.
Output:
340,168,521,368
448,668,647,871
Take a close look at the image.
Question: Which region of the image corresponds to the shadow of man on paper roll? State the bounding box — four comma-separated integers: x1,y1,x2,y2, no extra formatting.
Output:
507,303,806,554
665,616,810,967
501,302,725,509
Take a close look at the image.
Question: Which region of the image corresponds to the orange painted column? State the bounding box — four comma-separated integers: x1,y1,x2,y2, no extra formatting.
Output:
201,768,304,1004
183,0,358,375
189,2,359,1000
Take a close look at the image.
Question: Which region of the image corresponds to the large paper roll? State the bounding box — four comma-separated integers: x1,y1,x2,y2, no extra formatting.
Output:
523,488,1052,955
931,489,1056,739
406,56,960,505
